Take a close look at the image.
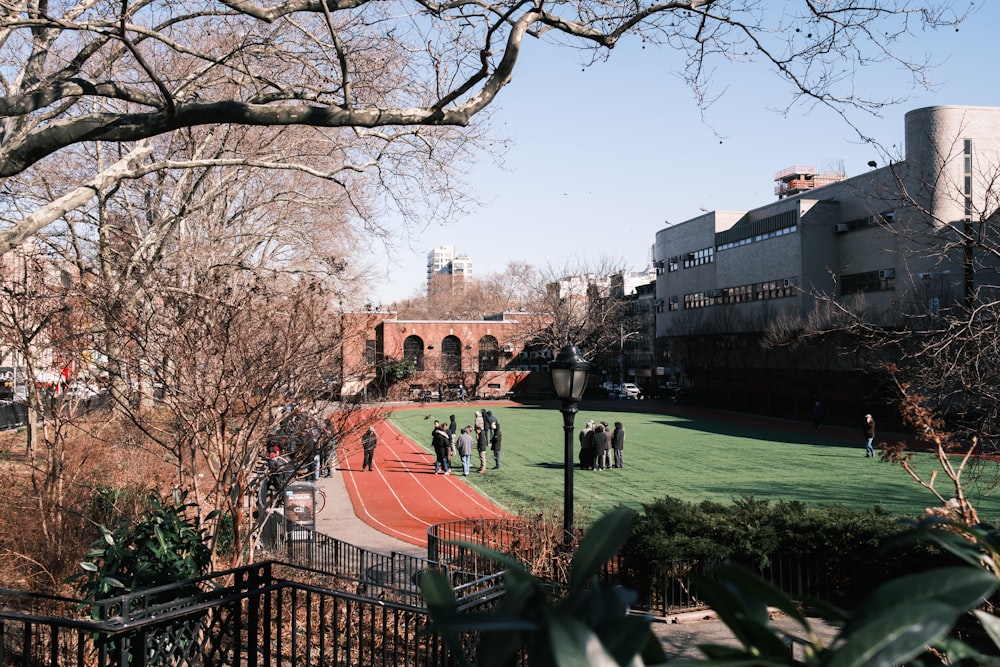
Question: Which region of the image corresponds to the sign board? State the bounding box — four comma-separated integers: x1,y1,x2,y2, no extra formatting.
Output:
284,483,316,534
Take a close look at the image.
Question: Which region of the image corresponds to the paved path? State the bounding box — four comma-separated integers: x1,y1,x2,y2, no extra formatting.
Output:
311,402,511,557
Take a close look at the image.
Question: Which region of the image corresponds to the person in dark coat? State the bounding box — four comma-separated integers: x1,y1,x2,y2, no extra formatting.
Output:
491,421,502,470
612,421,625,468
362,426,377,471
811,401,824,430
578,420,596,470
448,414,459,466
863,413,876,458
432,421,452,474
484,409,497,443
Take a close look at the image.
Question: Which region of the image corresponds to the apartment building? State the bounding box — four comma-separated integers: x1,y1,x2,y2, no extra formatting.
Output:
651,105,1000,416
426,245,473,295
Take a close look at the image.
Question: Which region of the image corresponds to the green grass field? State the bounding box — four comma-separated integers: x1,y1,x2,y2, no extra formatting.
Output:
389,401,1000,527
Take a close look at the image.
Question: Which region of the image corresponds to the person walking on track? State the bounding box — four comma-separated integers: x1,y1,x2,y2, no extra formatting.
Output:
362,426,377,471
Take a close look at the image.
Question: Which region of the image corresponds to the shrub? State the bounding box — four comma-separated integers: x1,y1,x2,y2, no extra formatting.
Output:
69,488,213,601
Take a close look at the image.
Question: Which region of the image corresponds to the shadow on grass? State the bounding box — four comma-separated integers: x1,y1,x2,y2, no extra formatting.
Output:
514,397,863,450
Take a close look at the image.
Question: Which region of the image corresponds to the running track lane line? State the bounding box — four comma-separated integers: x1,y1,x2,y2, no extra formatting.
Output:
342,418,511,547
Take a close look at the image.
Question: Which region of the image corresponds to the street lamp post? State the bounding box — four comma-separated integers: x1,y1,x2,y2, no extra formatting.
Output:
618,324,641,389
548,343,590,545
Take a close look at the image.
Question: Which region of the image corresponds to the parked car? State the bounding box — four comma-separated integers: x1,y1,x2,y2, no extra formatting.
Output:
611,383,642,400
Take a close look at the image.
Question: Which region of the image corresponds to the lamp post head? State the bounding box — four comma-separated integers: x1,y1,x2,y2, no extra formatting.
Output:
549,344,590,402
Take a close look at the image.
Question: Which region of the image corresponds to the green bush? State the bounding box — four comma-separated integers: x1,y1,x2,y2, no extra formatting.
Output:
625,495,905,571
69,489,213,602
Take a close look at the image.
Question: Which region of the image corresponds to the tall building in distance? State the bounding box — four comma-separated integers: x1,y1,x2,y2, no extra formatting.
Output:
426,245,473,295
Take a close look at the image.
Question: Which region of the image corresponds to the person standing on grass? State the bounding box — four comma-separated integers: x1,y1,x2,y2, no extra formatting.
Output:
601,421,614,470
448,414,459,466
491,421,502,470
456,426,474,476
474,410,485,433
476,425,489,473
812,400,824,430
579,419,596,470
863,413,876,458
362,426,377,471
433,421,452,474
612,421,625,468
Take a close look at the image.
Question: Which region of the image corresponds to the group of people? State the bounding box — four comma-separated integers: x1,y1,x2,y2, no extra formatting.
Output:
578,419,625,470
431,409,502,476
265,406,338,484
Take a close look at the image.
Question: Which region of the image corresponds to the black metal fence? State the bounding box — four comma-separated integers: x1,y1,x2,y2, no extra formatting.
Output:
272,516,491,608
0,514,926,666
428,517,911,616
0,561,468,667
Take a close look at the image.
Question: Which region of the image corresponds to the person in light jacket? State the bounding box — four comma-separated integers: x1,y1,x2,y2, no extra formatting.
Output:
476,425,489,473
456,426,474,476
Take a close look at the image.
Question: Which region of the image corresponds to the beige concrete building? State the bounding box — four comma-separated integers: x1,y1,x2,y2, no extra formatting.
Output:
654,105,1000,337
651,105,1000,416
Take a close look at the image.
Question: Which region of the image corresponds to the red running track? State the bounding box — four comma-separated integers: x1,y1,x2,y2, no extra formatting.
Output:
340,409,512,547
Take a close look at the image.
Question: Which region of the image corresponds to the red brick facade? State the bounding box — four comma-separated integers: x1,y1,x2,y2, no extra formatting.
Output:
341,312,553,400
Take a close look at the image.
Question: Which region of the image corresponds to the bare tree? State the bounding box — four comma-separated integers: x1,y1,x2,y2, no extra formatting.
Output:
21,124,385,566
0,1,972,249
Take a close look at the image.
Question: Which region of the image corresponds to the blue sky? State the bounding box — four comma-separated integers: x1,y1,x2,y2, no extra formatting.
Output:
364,3,996,306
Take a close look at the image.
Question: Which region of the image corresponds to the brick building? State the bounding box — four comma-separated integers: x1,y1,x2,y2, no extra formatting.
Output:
341,311,553,401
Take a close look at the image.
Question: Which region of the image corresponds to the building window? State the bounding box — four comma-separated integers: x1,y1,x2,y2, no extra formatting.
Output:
681,277,800,309
964,139,973,218
836,210,896,233
478,335,500,371
840,270,895,296
441,335,462,373
682,248,714,269
403,335,425,371
668,256,679,272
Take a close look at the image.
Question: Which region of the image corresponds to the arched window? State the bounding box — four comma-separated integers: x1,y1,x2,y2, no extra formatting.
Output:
478,335,500,371
441,335,462,373
403,336,425,371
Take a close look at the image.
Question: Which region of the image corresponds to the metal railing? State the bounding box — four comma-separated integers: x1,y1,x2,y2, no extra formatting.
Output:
0,562,462,667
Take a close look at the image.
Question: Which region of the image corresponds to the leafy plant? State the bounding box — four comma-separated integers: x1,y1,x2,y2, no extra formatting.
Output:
69,488,213,601
384,358,417,384
423,506,1000,666
420,507,668,666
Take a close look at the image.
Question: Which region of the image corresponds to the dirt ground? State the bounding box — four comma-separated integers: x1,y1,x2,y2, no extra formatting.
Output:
653,610,841,661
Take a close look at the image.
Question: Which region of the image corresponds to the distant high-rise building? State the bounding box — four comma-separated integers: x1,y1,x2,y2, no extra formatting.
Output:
427,245,473,294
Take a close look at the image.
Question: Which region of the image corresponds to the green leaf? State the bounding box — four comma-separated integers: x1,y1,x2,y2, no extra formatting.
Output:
847,566,997,630
419,569,458,609
827,602,956,667
79,561,98,572
548,612,619,667
569,507,633,589
932,634,998,663
973,609,1000,651
712,563,809,629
